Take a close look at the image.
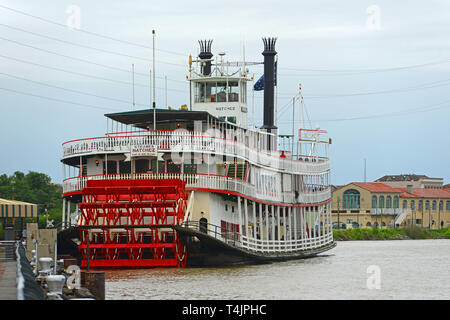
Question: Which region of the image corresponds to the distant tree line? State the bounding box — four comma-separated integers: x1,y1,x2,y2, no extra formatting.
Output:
0,171,62,229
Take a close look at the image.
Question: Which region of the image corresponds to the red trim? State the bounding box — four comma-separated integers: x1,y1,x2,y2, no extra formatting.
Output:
299,128,328,134
188,187,331,207
63,183,331,207
63,171,247,183
62,131,329,161
61,191,82,198
62,131,225,146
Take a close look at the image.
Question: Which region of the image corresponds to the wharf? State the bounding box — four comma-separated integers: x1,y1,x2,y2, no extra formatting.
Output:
0,241,17,300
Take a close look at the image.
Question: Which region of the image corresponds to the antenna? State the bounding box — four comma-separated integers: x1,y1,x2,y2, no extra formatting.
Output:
149,69,152,111
132,64,135,111
292,96,295,155
165,75,168,109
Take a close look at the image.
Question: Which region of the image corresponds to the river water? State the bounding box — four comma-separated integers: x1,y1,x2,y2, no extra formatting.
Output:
105,239,450,300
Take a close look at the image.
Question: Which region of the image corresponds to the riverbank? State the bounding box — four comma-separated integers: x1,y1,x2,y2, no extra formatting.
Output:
333,226,450,241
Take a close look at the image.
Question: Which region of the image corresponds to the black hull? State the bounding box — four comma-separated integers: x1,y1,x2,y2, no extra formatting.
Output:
174,225,337,267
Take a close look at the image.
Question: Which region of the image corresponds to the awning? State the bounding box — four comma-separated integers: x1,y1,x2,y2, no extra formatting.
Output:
0,198,38,218
105,109,216,128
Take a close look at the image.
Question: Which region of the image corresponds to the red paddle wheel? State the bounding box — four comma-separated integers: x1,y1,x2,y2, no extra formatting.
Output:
78,179,188,268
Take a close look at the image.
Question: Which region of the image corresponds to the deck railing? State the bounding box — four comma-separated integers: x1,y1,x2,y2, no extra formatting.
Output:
62,131,329,175
180,220,334,253
63,172,331,205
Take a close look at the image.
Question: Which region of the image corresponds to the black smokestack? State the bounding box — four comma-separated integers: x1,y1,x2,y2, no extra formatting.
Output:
198,40,213,76
261,37,277,132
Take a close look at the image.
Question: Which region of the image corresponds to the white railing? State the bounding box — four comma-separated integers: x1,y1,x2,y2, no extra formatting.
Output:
63,172,331,205
394,209,411,226
181,220,334,255
370,208,402,216
62,131,330,175
240,232,334,253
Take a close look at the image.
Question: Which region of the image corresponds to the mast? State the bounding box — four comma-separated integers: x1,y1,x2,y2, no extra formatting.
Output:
298,83,303,157
131,64,136,111
152,29,156,130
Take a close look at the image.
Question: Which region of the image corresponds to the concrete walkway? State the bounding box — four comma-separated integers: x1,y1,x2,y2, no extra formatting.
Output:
0,244,17,300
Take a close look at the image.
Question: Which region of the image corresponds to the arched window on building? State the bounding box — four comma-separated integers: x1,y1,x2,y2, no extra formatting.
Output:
343,189,360,209
379,196,385,209
432,200,437,211
439,200,443,211
411,200,415,211
366,221,372,227
386,196,392,209
426,200,430,211
447,201,450,211
419,200,423,211
372,196,377,209
402,200,407,209
393,196,399,209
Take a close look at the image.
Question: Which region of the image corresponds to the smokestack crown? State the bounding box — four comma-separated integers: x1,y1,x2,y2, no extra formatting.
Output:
262,37,277,54
198,40,213,76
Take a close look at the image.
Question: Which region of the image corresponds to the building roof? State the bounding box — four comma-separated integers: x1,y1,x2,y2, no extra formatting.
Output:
443,184,450,189
376,174,429,182
336,182,450,199
352,182,402,193
330,185,343,192
0,198,38,218
399,188,450,199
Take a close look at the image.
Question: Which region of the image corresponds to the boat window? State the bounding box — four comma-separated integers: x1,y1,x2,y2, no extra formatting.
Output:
103,160,117,175
135,159,149,173
216,82,227,102
205,82,216,102
167,161,181,173
194,82,206,103
151,159,164,173
240,81,247,103
119,161,131,174
194,81,228,103
227,116,236,124
228,81,239,102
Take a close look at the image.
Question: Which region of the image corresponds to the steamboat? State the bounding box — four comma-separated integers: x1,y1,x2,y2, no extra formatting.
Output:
60,38,335,268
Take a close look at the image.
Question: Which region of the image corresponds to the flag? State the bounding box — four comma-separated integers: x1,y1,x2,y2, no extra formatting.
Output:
253,61,277,91
253,74,264,91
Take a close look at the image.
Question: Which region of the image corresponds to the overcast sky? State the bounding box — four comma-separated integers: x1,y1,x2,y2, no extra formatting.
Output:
0,0,449,186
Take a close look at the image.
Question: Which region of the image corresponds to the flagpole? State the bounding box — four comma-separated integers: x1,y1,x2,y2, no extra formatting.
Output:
152,29,156,131
252,74,255,128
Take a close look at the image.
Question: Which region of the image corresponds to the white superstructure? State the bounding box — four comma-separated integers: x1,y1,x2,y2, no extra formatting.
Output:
60,39,334,265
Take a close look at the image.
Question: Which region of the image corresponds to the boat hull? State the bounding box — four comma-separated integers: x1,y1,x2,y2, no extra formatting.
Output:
174,225,337,267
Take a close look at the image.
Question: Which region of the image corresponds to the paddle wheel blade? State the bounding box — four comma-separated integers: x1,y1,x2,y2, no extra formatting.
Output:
78,179,188,268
